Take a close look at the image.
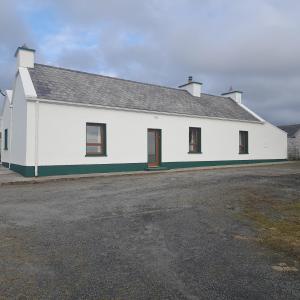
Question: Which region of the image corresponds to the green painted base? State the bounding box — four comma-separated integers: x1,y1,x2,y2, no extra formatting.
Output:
161,159,287,169
10,164,35,177
2,159,287,177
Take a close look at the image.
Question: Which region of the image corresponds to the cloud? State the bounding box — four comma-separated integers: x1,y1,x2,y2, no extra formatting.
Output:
0,0,34,107
0,0,299,125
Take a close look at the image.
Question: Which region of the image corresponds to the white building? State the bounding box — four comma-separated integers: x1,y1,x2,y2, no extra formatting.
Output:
0,46,287,177
278,124,300,160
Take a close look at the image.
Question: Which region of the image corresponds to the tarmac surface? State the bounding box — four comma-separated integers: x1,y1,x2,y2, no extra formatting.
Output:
0,162,299,299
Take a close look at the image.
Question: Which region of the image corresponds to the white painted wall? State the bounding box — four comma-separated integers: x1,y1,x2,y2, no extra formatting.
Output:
10,74,28,165
25,101,287,167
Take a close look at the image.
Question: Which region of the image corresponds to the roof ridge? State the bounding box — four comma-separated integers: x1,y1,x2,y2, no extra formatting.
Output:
34,63,189,93
34,63,232,101
202,92,229,100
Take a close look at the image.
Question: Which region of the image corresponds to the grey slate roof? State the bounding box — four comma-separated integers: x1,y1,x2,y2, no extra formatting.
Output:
278,124,300,138
28,64,259,122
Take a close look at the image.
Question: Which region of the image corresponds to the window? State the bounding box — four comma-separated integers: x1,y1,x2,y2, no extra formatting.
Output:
86,123,106,156
189,127,201,153
239,131,248,154
4,129,8,150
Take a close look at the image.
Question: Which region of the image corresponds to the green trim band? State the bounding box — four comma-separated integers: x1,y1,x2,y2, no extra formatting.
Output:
38,162,147,177
10,164,35,177
161,159,286,169
5,159,287,177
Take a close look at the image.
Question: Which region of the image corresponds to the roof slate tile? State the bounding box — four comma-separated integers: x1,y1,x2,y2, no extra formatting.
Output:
28,64,259,122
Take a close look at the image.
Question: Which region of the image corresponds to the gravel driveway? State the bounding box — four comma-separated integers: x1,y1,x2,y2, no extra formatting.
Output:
0,163,299,299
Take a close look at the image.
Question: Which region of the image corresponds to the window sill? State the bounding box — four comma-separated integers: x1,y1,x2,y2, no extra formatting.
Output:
188,152,202,154
239,153,249,155
85,154,107,157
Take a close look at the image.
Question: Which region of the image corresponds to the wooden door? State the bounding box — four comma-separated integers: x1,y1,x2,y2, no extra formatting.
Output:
147,129,161,167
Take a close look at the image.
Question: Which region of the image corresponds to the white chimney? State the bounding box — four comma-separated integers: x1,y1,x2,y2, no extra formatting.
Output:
15,44,35,70
179,76,202,97
222,90,243,104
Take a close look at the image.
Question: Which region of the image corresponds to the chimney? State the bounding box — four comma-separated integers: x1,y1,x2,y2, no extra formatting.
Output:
15,44,35,70
179,76,202,97
222,89,243,104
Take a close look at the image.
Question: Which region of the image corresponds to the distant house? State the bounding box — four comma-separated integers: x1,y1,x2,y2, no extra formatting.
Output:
0,91,12,163
278,124,300,160
0,45,287,177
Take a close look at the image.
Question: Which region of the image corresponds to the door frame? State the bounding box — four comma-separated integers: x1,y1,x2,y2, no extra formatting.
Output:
147,128,161,167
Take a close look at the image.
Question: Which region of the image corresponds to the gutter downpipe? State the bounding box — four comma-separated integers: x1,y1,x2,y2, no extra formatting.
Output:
34,99,39,177
9,104,13,169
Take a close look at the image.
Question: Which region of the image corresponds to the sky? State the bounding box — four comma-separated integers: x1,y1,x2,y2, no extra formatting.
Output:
0,0,299,125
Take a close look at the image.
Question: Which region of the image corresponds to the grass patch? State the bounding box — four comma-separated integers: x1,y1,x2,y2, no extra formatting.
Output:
242,196,300,261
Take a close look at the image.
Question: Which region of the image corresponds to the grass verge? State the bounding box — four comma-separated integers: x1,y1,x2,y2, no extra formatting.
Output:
242,192,300,262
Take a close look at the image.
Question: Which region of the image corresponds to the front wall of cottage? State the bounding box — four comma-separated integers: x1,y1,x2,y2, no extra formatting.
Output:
25,101,287,171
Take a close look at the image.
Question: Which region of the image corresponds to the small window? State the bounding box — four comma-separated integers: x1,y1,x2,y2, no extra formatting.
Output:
239,131,248,154
4,129,8,150
86,123,106,156
189,127,201,153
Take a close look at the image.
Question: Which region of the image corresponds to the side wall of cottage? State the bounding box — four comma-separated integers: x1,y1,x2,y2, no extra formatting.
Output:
10,75,28,167
0,74,28,168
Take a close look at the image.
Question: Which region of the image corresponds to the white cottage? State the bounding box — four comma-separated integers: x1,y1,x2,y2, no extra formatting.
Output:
0,46,287,177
